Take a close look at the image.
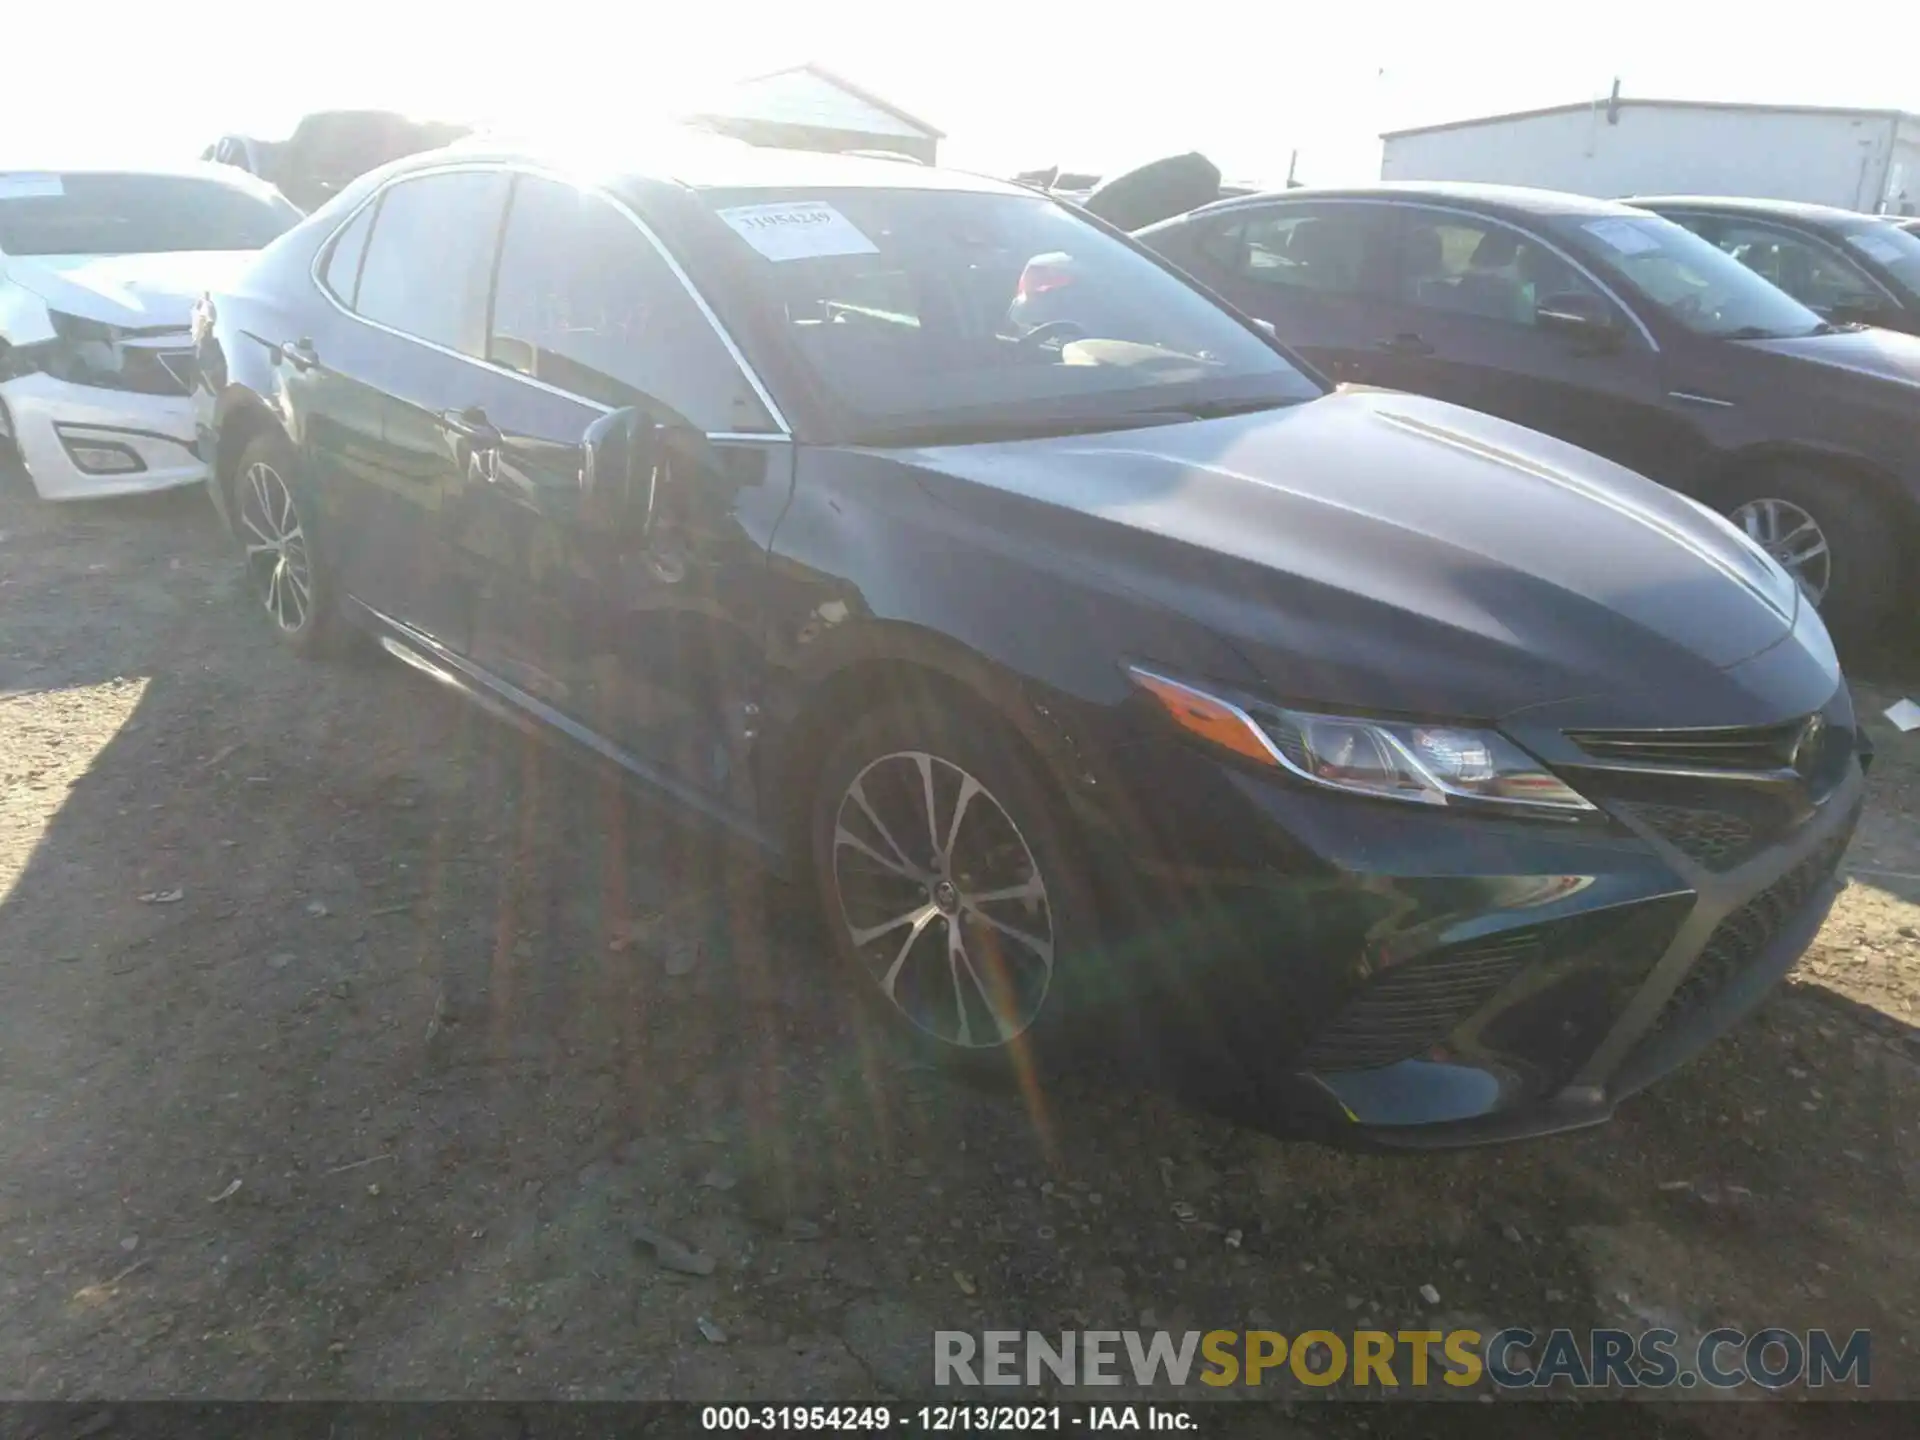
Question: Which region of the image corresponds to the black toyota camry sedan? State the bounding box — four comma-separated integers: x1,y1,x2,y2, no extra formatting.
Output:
191,135,1866,1147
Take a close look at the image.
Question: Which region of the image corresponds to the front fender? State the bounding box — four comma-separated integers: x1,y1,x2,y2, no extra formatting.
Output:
196,301,296,524
754,446,1255,863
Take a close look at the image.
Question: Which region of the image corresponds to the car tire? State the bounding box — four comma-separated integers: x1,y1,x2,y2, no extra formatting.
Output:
229,429,350,659
1724,464,1897,635
810,694,1102,1077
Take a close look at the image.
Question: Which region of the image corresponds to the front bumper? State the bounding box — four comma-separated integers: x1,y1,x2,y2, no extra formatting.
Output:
0,372,206,501
1069,682,1865,1149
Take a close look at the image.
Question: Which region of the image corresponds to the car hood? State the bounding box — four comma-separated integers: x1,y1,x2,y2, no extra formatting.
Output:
0,250,254,329
1739,324,1920,389
895,388,1804,721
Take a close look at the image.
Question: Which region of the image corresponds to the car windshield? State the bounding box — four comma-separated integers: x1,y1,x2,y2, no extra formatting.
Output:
699,185,1321,442
0,173,301,257
1839,220,1920,299
1553,212,1826,339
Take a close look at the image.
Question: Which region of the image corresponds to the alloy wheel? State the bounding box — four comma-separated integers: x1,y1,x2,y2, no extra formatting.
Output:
1730,496,1831,606
238,460,313,635
831,750,1054,1049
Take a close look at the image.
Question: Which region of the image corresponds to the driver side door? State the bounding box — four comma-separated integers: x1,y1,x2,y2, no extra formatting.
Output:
1361,206,1706,487
457,173,792,811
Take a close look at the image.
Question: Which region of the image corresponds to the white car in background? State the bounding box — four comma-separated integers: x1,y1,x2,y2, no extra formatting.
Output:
0,163,299,500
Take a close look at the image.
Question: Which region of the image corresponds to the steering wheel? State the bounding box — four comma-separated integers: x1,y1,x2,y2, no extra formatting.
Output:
1018,319,1087,350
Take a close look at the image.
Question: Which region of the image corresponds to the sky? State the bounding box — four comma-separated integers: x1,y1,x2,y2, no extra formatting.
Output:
4,0,1917,188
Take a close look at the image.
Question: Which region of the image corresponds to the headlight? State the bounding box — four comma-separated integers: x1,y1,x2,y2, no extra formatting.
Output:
47,311,127,383
1128,667,1594,815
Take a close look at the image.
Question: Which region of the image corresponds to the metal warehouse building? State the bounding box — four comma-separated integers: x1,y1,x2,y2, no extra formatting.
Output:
1380,97,1920,216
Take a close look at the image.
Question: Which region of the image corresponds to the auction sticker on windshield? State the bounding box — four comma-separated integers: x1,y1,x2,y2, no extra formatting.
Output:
716,201,879,262
1583,218,1663,256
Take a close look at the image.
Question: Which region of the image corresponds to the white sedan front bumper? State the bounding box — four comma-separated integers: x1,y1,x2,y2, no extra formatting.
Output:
1,370,206,501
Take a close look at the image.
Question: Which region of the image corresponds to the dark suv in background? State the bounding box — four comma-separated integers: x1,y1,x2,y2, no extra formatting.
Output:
1139,184,1920,631
1631,196,1920,336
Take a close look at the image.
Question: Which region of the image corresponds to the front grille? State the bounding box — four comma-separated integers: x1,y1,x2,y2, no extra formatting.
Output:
1619,802,1759,871
1566,719,1806,772
1642,808,1857,1042
1297,930,1540,1072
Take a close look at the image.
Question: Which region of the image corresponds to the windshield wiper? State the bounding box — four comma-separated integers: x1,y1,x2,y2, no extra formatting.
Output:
1721,325,1790,340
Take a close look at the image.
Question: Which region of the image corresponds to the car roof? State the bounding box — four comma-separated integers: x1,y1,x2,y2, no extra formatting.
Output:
1627,195,1883,228
416,129,1028,197
1180,180,1656,222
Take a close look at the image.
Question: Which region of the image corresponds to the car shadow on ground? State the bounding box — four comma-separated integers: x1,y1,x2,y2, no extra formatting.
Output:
0,476,1914,1426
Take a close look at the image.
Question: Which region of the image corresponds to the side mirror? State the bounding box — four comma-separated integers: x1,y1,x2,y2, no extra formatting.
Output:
1250,316,1278,339
1826,294,1888,326
580,407,662,536
578,403,716,537
1536,290,1620,347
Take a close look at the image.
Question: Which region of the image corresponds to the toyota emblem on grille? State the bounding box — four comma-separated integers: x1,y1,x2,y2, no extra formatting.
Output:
1790,714,1825,775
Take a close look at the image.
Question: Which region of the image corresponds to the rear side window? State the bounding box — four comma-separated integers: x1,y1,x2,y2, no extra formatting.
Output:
352,171,507,355
320,201,375,307
486,176,774,432
1201,206,1396,300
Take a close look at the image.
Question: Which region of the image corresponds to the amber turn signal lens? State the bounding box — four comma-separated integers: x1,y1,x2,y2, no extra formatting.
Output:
1128,668,1278,766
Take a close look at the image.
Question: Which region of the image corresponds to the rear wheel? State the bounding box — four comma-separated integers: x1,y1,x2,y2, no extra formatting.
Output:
810,697,1101,1074
1723,463,1897,634
230,430,347,658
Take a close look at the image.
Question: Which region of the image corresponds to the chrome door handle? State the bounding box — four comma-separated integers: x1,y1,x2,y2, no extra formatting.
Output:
278,338,318,371
439,407,500,446
1374,333,1435,357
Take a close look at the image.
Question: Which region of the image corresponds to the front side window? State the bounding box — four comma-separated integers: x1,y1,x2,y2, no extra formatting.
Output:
0,172,299,256
1695,219,1884,316
1837,220,1920,300
1204,206,1396,299
487,176,774,432
698,186,1321,441
1398,214,1606,328
1554,212,1824,339
351,171,507,354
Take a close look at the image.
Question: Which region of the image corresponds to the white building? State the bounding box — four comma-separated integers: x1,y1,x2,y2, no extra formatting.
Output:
1380,98,1920,215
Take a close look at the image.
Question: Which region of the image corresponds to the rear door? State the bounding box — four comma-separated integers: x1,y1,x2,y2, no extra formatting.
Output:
1362,205,1700,485
303,167,509,651
459,173,790,806
1178,201,1402,385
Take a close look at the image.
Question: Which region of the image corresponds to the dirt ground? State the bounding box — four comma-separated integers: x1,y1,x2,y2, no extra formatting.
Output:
1,462,1916,1433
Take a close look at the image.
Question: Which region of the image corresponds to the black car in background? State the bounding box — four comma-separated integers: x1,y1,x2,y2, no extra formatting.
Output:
1631,196,1920,336
192,140,1863,1147
1138,184,1920,630
204,111,471,212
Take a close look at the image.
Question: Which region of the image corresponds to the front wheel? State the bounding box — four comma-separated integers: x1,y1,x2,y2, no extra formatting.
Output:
810,697,1101,1073
230,430,348,658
